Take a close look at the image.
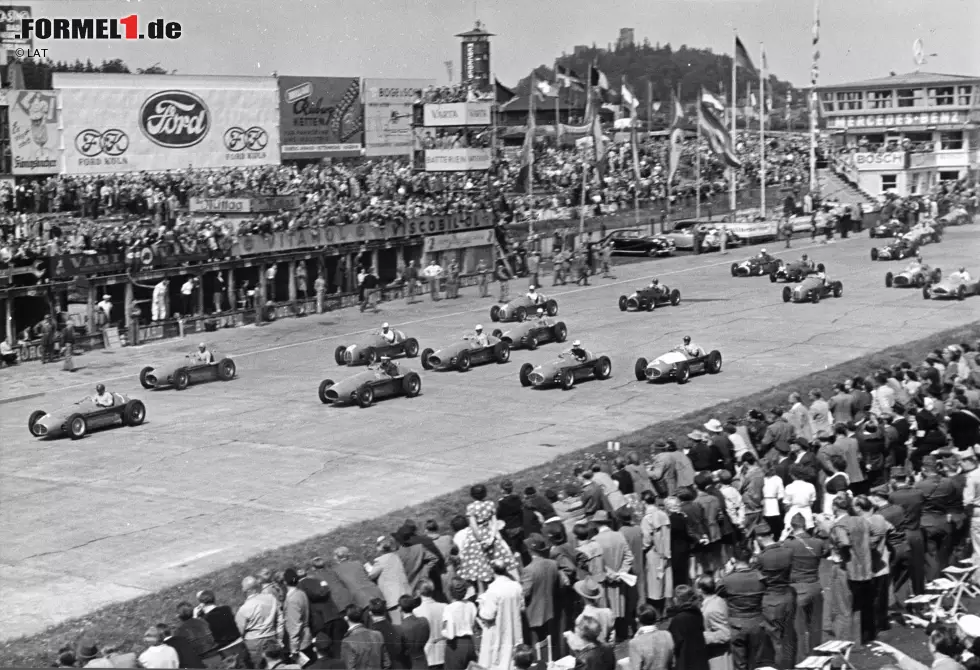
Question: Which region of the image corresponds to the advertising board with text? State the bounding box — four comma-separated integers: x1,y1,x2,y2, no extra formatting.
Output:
56,73,281,174
363,78,434,157
852,152,908,171
278,76,363,159
0,5,31,48
7,90,60,174
422,102,492,127
424,148,492,172
188,195,302,214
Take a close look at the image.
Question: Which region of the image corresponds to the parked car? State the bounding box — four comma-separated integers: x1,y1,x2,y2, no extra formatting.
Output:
599,228,675,256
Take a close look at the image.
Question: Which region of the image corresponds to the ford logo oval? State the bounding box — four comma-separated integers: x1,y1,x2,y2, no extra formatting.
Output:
139,90,210,148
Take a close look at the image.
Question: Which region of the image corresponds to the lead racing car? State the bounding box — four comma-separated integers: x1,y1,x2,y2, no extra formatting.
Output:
923,271,980,301
139,347,237,390
492,315,568,350
28,392,146,439
490,290,558,323
334,324,420,366
421,331,511,371
618,282,681,312
871,237,918,261
634,347,723,384
519,342,612,390
769,258,823,283
731,251,781,277
782,275,843,303
885,262,941,288
318,358,422,407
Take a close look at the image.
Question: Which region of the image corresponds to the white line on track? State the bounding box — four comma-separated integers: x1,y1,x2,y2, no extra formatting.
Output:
0,238,842,404
163,547,229,569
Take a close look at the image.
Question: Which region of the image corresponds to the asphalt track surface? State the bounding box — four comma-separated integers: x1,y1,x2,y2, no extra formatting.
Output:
1,228,978,641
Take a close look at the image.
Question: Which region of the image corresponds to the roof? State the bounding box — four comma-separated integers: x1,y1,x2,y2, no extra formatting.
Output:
821,71,980,90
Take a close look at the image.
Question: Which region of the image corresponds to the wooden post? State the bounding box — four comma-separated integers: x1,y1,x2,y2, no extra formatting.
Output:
86,285,97,335
287,260,297,302
3,296,14,344
258,263,267,322
124,280,134,335
227,267,236,311
196,272,205,316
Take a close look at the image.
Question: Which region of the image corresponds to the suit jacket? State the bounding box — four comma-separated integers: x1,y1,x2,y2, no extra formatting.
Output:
369,617,411,670
396,614,430,669
301,567,352,630
199,605,240,649
164,635,204,669
701,594,731,659
572,643,617,670
334,561,385,609
520,555,561,627
709,434,734,471
695,491,722,543
761,419,795,456
341,624,391,670
396,543,438,593
580,481,610,517
284,586,313,654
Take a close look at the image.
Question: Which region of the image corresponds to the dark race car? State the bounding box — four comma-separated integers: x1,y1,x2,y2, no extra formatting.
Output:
491,319,568,350
29,393,146,440
335,329,420,366
885,263,941,289
600,228,676,257
318,361,422,407
769,260,823,283
490,294,559,323
871,239,918,261
618,285,681,312
519,350,612,390
868,219,907,238
782,276,844,303
634,347,723,384
140,350,236,390
421,334,510,371
731,255,781,277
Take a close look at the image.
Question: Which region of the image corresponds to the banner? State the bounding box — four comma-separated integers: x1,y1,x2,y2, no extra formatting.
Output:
278,76,362,158
188,195,303,214
424,148,492,172
50,252,126,279
853,152,908,171
0,6,31,49
363,78,434,157
56,73,281,174
8,90,60,174
422,102,492,127
423,229,495,252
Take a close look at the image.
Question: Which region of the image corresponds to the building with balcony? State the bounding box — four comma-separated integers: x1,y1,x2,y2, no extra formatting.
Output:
819,71,980,197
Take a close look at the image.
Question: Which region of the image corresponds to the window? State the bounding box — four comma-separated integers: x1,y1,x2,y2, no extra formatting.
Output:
939,171,960,182
881,174,897,191
928,86,955,106
957,86,973,106
869,90,893,109
939,131,963,150
897,88,924,108
821,92,835,113
835,91,863,110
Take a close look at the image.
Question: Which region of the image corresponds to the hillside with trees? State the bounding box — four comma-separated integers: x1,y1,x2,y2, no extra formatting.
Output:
14,58,170,89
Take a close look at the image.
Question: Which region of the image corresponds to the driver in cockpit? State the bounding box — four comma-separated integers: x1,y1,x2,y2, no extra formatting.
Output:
378,356,399,377
472,324,489,347
680,336,706,358
565,340,589,362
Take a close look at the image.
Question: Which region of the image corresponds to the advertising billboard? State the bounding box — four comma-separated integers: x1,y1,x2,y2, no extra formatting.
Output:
8,90,60,174
56,73,280,174
0,6,32,49
423,148,492,171
363,78,433,157
422,102,492,127
278,76,362,159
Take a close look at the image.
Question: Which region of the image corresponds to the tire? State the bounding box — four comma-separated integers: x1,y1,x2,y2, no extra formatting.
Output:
402,372,422,397
493,341,510,363
812,290,821,304
915,274,925,288
769,272,778,283
68,413,87,440
676,364,690,384
634,357,648,382
491,329,503,339
782,286,792,303
490,305,501,322
595,356,612,380
730,263,739,277
520,363,534,387
124,399,146,426
707,350,723,374
363,347,378,365
356,385,375,408
923,286,931,300
871,248,879,261
174,368,190,391
644,300,655,312
885,272,893,288
526,334,539,350
403,338,419,357
553,322,567,343
546,300,558,317
869,228,876,238
457,350,472,371
958,285,966,301
139,366,154,389
421,348,434,370
217,358,236,381
618,295,628,311
669,289,681,306
833,283,843,298
934,268,942,282
265,305,277,322
28,410,45,436
515,306,527,322
318,379,335,404
334,346,347,366
560,369,575,390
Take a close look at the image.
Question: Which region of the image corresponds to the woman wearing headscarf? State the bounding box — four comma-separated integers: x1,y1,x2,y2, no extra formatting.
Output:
667,585,710,670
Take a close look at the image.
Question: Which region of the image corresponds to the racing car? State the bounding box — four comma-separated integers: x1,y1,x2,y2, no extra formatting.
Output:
318,360,422,407
519,348,612,390
490,294,559,323
634,347,723,384
334,328,420,366
492,317,568,350
885,263,942,288
421,334,511,371
782,276,844,303
939,207,974,227
139,351,236,390
923,274,980,301
904,223,942,245
871,238,918,261
868,219,906,238
618,284,681,312
731,255,781,277
769,260,823,283
28,392,146,439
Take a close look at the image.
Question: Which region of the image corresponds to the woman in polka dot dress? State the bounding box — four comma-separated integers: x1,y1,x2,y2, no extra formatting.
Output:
457,484,517,588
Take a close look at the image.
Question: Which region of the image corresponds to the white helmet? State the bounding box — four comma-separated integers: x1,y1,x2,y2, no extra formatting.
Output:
761,248,767,253
572,340,582,347
475,324,483,331
536,308,544,316
382,322,389,329
528,285,536,291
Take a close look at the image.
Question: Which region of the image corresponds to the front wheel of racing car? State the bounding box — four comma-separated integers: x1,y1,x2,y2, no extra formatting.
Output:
123,399,146,426
782,286,792,303
217,358,236,381
334,346,347,366
706,351,723,374
669,289,681,306
885,272,894,288
493,341,510,364
490,305,501,322
634,357,648,382
68,413,87,440
363,347,379,365
730,263,739,277
769,272,778,283
618,295,628,311
318,379,335,404
403,338,420,358
457,350,472,371
933,268,942,282
833,283,843,298
560,369,575,390
914,274,926,288
647,299,657,312
812,290,821,304
545,300,558,317
402,372,422,397
28,410,45,436
420,348,434,370
871,248,879,261
923,286,931,300
139,366,154,389
869,228,877,238
958,285,967,301
174,368,190,391
356,385,375,408
525,335,539,351
553,322,568,343
675,363,690,384
514,306,527,322
595,356,612,380
519,363,534,387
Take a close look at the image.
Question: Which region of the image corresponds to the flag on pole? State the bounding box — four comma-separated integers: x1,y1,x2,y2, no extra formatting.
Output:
735,36,756,76
536,78,557,98
630,124,641,183
591,67,610,91
444,60,454,83
622,80,639,117
701,89,725,113
591,113,607,179
584,64,594,121
556,65,585,90
517,86,535,193
811,1,821,85
699,96,742,168
667,93,685,185
494,78,515,104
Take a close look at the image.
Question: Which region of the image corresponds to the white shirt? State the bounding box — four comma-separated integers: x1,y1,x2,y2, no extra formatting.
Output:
951,271,972,282
181,281,193,296
138,645,179,669
381,329,396,343
782,480,817,530
97,300,112,318
93,391,114,407
763,475,784,517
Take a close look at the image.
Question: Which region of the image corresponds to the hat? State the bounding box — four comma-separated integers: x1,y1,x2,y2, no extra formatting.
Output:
526,533,547,553
572,340,581,347
592,510,611,524
77,644,99,662
102,294,111,300
653,439,668,452
755,522,773,537
475,324,483,331
617,507,634,523
687,430,708,442
573,578,603,601
382,322,389,328
959,614,980,638
528,285,536,290
704,419,723,433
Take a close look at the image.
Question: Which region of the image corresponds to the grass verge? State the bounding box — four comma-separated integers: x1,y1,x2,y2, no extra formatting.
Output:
2,321,978,667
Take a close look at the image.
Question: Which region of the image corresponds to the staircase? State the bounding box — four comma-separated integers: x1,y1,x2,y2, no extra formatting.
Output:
818,168,879,210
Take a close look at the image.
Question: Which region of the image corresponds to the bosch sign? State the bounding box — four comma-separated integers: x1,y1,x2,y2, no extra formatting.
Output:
139,90,210,148
853,152,908,171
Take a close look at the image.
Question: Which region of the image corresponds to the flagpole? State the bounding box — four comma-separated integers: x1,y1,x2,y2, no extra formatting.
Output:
579,160,588,237
760,44,767,218
529,74,536,237
730,32,738,219
810,0,821,204
696,101,703,221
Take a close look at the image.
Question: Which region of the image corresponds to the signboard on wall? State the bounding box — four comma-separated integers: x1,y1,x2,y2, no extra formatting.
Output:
852,152,909,171
7,90,60,174
0,6,32,49
423,148,492,171
363,78,434,157
423,229,494,252
278,76,363,158
422,102,492,127
188,195,302,214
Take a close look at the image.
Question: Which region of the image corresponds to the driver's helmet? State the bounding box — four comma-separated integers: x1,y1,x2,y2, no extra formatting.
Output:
801,254,808,261
198,342,206,352
760,248,768,255
381,322,389,330
536,308,544,318
960,267,967,273
571,340,583,350
683,336,691,345
475,324,483,332
95,383,105,394
528,285,536,293
651,278,659,285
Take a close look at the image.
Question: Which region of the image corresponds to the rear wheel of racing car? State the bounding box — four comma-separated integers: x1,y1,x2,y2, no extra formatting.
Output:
675,364,690,384
525,335,539,350
812,290,821,304
264,305,277,322
782,286,792,303
364,347,378,365
706,351,723,374
318,379,335,404
769,272,778,283
647,299,657,312
123,399,146,426
356,385,375,408
595,356,612,380
491,329,503,339
885,272,894,288
553,322,568,343
669,289,681,306
490,305,501,322
174,368,190,391
618,296,628,311
923,286,931,300
546,300,558,316
519,363,534,387
68,414,87,440
457,350,472,371
403,338,419,357
560,369,575,390
28,410,45,436
402,373,422,398
139,366,154,389
958,285,967,301
421,348,434,370
730,263,739,277
871,248,879,261
515,306,527,322
833,283,843,298
217,358,236,381
334,346,347,366
493,341,510,364
634,358,648,382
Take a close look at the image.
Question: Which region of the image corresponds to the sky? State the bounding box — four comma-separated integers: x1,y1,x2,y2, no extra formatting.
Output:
15,0,980,89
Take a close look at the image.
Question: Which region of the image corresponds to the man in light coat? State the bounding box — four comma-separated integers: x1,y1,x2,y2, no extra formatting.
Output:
477,560,525,670
591,510,634,640
640,492,672,610
282,568,312,661
785,393,813,443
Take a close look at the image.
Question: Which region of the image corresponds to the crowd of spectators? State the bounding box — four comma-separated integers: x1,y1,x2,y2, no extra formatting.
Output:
416,84,495,104
55,337,980,669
